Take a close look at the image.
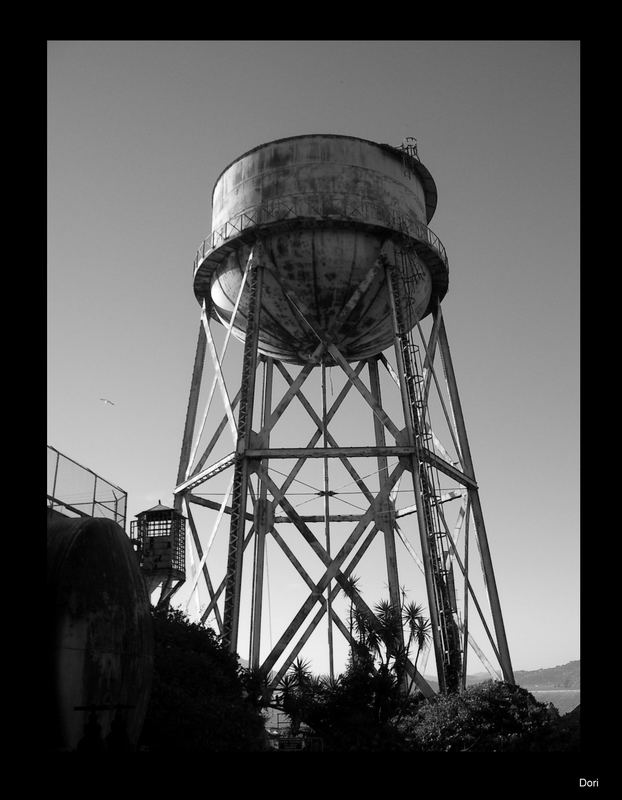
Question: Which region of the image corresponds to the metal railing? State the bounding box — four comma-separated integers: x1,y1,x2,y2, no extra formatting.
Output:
193,195,448,273
47,445,127,529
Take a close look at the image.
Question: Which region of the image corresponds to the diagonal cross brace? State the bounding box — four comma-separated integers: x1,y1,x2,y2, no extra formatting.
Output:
280,285,403,441
259,356,323,437
259,462,405,676
198,522,255,625
184,501,224,632
266,525,380,690
273,359,376,504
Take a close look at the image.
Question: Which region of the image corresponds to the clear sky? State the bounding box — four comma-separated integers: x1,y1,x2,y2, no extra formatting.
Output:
47,40,579,675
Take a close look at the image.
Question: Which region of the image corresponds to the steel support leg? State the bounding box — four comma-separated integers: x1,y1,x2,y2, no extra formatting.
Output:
368,357,403,635
250,356,273,669
321,360,335,681
222,260,264,653
435,305,515,683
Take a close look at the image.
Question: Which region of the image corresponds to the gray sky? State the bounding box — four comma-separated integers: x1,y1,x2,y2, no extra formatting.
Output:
47,40,579,674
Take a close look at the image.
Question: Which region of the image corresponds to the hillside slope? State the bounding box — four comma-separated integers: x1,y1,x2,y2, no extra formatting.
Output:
462,660,580,690
513,660,579,689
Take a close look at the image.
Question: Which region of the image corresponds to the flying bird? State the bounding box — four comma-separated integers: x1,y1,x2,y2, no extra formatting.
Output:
100,398,115,406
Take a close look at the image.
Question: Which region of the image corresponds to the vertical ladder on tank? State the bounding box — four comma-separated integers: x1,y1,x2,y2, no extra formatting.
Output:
391,247,463,693
400,137,420,178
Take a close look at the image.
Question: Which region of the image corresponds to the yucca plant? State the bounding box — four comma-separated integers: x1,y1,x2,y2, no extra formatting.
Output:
374,600,402,658
276,672,304,736
239,665,271,709
289,657,313,688
402,601,432,696
342,574,362,643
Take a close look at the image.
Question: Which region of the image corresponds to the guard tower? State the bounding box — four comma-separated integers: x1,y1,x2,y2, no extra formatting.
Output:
173,134,514,695
130,502,186,609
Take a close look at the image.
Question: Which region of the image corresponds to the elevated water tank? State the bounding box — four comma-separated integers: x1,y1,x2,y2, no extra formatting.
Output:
193,134,449,364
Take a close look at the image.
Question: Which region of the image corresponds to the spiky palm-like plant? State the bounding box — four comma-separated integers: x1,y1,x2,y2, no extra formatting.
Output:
353,608,369,645
290,657,313,688
276,673,296,704
374,600,402,658
321,674,343,693
342,574,361,644
276,673,303,736
402,601,432,696
239,665,271,709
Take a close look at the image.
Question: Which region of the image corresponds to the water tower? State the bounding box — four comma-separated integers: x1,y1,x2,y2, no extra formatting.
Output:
174,134,514,695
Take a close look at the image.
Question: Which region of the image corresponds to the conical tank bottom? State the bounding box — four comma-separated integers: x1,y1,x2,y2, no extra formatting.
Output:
210,227,432,364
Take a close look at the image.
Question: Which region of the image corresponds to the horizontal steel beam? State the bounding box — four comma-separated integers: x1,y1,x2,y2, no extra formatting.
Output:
174,448,476,496
245,446,414,459
186,493,254,522
185,496,363,525
274,514,364,523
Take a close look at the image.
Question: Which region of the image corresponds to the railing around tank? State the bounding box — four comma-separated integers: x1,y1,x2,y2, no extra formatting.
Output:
193,196,448,273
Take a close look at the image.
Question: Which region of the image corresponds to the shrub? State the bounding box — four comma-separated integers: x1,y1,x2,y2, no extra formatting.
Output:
139,608,268,752
398,680,561,752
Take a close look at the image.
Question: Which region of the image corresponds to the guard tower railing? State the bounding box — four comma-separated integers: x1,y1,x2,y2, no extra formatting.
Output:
47,445,127,529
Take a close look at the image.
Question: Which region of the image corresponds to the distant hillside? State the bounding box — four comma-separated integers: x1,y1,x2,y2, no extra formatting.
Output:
513,660,580,690
244,658,579,696
461,660,580,691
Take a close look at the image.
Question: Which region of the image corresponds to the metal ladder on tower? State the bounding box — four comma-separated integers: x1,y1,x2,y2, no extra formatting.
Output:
391,247,463,692
400,137,419,178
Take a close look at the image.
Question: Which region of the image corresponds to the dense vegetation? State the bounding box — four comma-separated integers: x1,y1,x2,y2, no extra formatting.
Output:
265,660,576,752
139,608,267,752
139,599,579,752
396,679,566,751
264,589,579,752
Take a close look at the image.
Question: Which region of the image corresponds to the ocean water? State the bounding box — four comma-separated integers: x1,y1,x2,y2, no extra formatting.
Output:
530,689,580,715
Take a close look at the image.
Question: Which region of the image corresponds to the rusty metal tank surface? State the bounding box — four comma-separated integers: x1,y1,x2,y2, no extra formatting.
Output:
47,515,153,752
193,134,449,364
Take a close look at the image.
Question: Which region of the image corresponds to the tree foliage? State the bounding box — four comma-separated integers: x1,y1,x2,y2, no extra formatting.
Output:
139,608,267,752
139,603,577,753
303,661,422,750
397,679,563,752
271,591,430,750
268,584,576,753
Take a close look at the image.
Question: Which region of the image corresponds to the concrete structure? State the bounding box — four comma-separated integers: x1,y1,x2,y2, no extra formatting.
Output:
175,134,514,696
47,516,153,751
